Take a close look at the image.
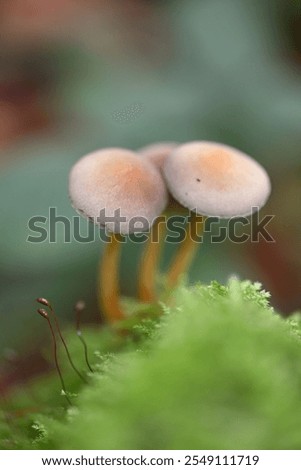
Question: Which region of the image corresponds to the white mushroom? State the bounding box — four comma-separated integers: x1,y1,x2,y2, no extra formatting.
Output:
69,148,168,234
137,142,184,302
139,142,178,170
163,141,271,218
162,141,272,288
69,147,168,323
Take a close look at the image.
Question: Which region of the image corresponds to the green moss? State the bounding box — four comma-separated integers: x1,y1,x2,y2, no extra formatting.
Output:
2,280,301,450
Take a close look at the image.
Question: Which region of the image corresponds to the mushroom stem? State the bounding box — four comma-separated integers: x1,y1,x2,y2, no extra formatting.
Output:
167,213,206,288
98,233,125,323
138,218,166,302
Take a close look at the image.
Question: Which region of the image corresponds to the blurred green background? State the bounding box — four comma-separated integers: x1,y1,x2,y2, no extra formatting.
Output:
0,0,300,392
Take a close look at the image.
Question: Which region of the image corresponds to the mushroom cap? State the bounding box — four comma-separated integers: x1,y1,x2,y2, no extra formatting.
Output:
69,148,168,234
139,142,178,170
163,141,271,218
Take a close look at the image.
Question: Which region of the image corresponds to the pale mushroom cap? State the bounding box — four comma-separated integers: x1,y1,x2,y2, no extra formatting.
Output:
163,141,271,218
139,142,178,170
69,148,168,234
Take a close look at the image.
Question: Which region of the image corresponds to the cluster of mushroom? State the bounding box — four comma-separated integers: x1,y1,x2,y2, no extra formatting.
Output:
69,141,271,323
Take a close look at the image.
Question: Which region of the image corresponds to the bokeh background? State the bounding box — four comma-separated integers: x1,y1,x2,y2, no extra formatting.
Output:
0,0,300,393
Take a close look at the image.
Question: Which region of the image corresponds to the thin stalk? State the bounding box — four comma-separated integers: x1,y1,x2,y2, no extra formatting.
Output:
98,233,125,323
75,301,94,373
167,213,206,288
47,317,72,405
37,308,72,406
48,304,87,384
138,218,166,302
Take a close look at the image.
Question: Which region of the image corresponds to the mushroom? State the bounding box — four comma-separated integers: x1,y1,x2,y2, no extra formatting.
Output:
69,148,168,323
137,142,179,302
163,141,271,287
139,141,178,170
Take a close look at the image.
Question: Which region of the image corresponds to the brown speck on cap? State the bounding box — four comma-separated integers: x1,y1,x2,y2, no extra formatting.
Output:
69,148,168,234
163,141,271,218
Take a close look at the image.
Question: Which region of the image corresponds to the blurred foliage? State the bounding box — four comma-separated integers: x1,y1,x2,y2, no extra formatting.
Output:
2,280,301,449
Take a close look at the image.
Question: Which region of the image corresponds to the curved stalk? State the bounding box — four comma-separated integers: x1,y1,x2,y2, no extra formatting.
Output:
167,213,206,288
98,233,125,323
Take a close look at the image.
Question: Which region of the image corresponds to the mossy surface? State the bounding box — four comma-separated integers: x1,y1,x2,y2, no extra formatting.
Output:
1,280,301,450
